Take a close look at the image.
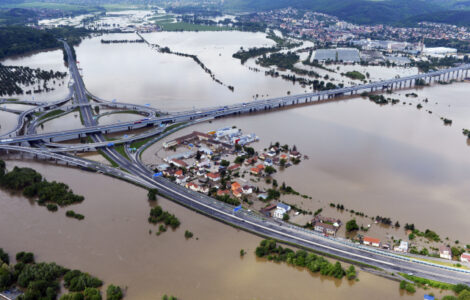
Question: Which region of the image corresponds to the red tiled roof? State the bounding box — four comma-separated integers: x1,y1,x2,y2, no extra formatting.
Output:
231,182,241,191
206,172,220,179
364,237,380,244
228,164,240,170
171,159,188,167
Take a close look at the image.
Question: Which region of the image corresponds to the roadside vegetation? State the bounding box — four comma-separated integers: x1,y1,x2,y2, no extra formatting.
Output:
255,239,357,280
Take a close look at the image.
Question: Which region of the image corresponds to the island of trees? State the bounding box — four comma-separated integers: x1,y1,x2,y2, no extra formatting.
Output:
0,248,124,299
148,205,180,235
0,161,85,217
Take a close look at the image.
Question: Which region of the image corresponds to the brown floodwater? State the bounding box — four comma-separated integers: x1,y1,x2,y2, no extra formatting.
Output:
0,159,443,300
0,111,18,135
1,26,469,298
142,82,470,244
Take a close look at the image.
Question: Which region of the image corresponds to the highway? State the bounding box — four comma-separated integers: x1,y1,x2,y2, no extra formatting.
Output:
1,40,470,286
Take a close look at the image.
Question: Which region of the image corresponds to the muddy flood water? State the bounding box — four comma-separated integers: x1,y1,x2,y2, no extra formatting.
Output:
1,26,469,299
0,160,442,300
142,82,470,244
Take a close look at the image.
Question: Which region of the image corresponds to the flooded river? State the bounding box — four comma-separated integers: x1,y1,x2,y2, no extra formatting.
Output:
1,26,469,299
0,160,441,299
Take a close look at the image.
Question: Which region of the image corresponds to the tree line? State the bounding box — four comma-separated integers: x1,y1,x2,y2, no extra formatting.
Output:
0,26,90,60
255,239,357,280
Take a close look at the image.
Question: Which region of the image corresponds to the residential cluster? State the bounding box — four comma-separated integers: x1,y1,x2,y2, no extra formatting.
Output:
155,127,308,221
238,8,470,47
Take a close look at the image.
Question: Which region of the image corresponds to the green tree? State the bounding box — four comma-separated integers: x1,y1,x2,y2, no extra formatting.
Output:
0,248,9,264
459,290,470,300
264,166,276,175
106,285,123,300
0,267,13,290
346,219,359,232
147,189,158,201
16,252,34,264
84,287,102,300
0,160,5,177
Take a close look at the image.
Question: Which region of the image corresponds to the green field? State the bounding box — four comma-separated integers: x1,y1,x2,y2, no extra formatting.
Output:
152,14,233,32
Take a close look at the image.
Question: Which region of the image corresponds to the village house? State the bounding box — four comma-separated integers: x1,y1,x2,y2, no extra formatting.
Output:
259,203,277,217
217,189,230,197
176,175,188,184
250,166,262,176
312,215,341,236
196,169,206,177
197,159,211,168
227,164,241,171
439,246,452,260
363,236,381,247
245,157,257,166
313,222,338,236
185,182,200,192
289,150,301,159
394,241,409,253
171,159,188,168
264,158,273,166
273,203,291,219
199,186,209,194
233,188,243,198
242,185,253,195
205,172,221,182
231,182,241,192
461,253,470,263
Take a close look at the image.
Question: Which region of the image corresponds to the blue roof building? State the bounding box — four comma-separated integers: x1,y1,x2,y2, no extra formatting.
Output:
277,203,291,212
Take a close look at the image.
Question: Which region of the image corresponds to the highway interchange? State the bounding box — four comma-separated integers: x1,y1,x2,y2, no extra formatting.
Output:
1,41,470,286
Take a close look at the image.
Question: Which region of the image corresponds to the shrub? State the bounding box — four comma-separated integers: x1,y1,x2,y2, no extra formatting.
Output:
106,285,123,300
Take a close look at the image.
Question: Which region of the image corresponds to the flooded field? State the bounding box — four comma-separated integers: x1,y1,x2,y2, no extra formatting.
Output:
142,82,470,243
76,31,317,111
0,111,18,136
37,110,84,133
1,49,71,102
0,160,441,300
